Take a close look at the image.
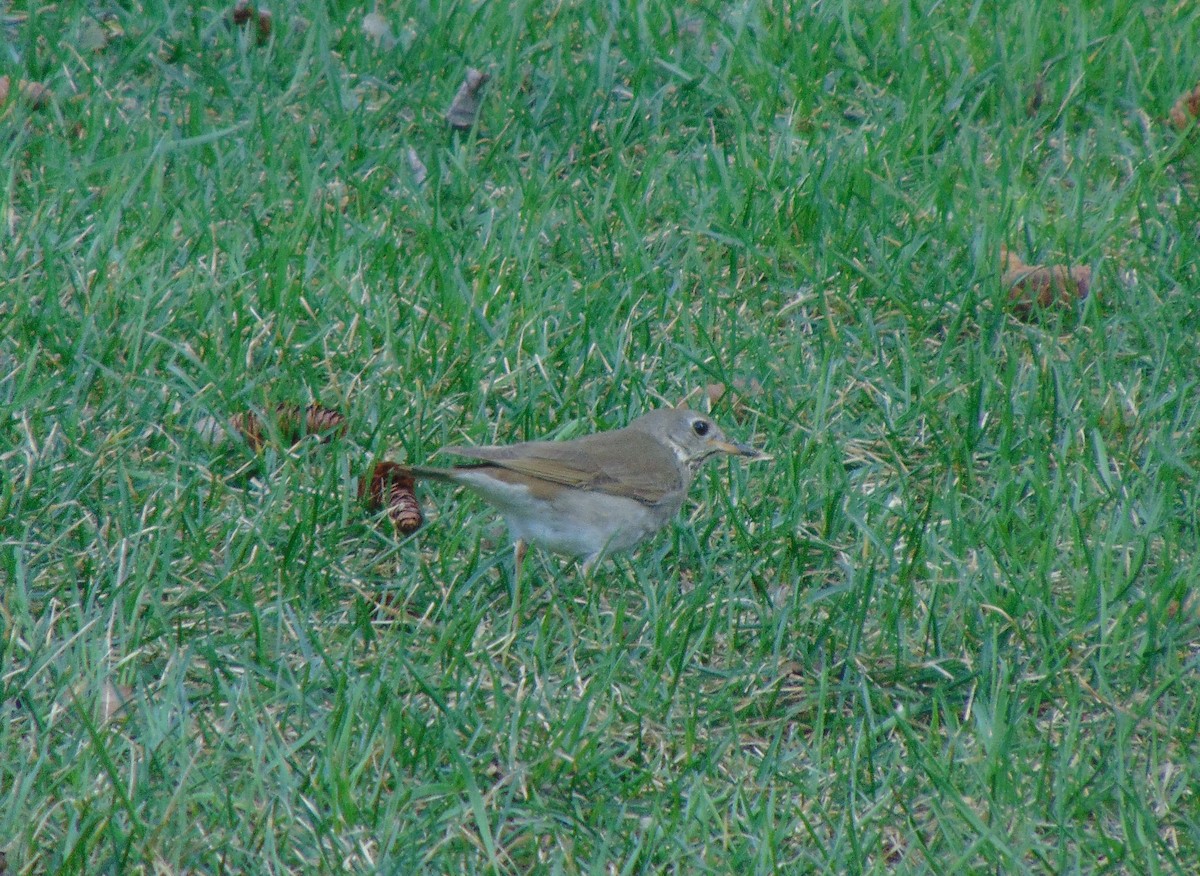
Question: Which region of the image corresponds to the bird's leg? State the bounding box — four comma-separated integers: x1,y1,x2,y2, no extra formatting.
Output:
497,538,529,660
509,537,529,605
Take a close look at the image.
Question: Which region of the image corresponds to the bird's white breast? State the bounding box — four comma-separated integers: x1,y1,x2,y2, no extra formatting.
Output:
451,471,680,560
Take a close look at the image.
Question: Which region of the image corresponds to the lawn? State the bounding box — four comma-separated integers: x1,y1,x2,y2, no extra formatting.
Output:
2,0,1199,872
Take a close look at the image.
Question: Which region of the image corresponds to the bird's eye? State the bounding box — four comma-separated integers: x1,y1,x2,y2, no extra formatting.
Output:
692,419,710,436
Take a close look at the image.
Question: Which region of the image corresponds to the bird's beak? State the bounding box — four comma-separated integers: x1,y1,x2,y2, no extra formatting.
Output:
713,439,771,461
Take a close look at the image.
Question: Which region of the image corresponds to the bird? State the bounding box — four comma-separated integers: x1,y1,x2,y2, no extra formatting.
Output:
400,407,768,574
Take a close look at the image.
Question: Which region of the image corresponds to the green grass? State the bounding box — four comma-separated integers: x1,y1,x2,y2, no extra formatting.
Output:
2,0,1200,872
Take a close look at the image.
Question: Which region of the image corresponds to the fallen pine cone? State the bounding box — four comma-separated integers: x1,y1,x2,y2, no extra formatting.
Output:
1000,246,1092,319
360,461,424,535
229,403,347,451
299,403,348,439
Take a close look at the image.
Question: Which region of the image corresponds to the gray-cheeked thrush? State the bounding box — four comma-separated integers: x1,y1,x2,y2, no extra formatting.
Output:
401,407,768,572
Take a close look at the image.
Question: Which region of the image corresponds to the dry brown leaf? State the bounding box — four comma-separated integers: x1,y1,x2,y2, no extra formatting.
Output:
71,680,133,723
445,67,489,130
99,682,134,721
1000,246,1092,318
406,146,428,185
704,377,764,422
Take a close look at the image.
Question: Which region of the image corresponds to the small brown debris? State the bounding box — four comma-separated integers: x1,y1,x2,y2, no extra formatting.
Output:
99,682,134,721
322,179,350,212
1000,246,1092,318
0,75,50,109
70,680,133,723
362,12,396,49
230,403,348,451
230,1,272,44
406,146,428,185
75,17,111,53
673,15,704,39
21,80,50,108
1165,591,1197,621
445,67,490,130
255,8,273,42
1026,72,1045,117
360,461,424,535
1170,83,1200,131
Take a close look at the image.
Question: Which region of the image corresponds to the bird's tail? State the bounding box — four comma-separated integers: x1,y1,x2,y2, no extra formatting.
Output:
401,464,459,484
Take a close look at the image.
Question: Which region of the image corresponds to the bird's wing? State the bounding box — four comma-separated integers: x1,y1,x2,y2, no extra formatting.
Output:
444,430,683,505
